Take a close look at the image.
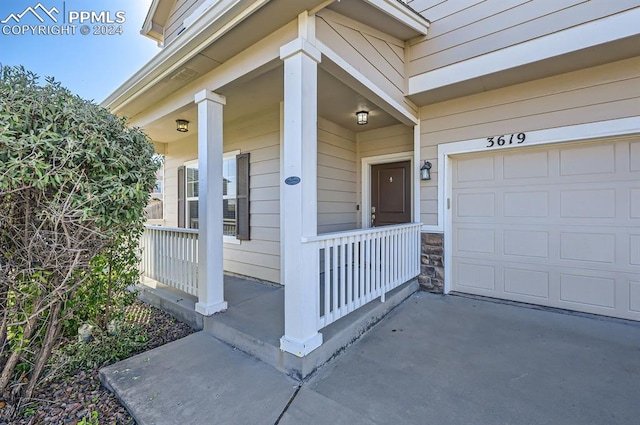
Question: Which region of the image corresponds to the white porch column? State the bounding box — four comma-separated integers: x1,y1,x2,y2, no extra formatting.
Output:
279,38,323,357
194,90,228,315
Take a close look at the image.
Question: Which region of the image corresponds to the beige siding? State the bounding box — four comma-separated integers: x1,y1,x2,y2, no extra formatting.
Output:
316,11,410,113
224,109,281,283
419,56,640,225
164,0,208,46
407,0,639,78
358,124,413,159
162,107,281,283
318,118,358,234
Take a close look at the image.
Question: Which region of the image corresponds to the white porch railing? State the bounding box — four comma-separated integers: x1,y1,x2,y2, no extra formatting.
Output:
140,223,421,332
140,225,199,297
303,223,422,330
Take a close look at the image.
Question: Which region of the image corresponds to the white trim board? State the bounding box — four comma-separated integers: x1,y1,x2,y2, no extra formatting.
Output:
361,151,414,228
409,7,640,96
436,116,640,293
364,0,429,36
413,122,421,229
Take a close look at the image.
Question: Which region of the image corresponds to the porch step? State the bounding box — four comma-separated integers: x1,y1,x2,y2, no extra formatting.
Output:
203,278,419,380
136,280,203,331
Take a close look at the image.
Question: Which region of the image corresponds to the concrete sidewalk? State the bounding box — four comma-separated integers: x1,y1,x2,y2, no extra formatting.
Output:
100,332,299,424
101,292,640,425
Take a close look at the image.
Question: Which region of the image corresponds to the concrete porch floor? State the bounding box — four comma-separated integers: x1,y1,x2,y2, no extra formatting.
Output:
136,275,419,379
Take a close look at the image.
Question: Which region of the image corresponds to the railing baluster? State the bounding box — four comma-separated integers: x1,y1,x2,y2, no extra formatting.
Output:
331,242,340,318
141,223,422,330
366,234,372,303
358,235,364,308
396,230,400,284
323,241,331,326
383,230,388,296
401,228,407,283
140,226,199,297
338,238,344,315
346,236,353,313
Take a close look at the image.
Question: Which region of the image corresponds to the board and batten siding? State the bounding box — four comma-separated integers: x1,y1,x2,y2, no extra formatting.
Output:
407,0,639,78
419,56,640,226
315,10,416,116
317,117,358,234
164,0,208,45
162,107,282,283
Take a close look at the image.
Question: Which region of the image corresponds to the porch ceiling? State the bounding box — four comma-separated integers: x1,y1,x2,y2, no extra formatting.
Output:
141,65,401,144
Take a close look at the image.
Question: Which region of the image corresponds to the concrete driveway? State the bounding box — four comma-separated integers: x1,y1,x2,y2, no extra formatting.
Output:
281,292,640,425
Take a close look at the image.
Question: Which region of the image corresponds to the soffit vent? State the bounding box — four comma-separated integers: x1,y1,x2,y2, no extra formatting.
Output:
170,67,198,82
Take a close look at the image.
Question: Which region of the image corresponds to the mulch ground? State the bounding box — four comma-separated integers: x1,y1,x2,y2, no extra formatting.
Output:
1,301,195,425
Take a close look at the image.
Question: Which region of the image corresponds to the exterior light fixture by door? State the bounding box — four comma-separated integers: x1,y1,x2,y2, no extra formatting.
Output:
356,111,368,125
420,160,432,180
176,119,189,132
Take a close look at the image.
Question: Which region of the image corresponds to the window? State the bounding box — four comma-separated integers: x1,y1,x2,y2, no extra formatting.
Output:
222,155,237,236
179,151,249,241
145,155,164,220
185,164,199,229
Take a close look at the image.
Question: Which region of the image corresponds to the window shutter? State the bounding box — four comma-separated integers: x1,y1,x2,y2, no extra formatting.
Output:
177,165,185,228
236,153,250,240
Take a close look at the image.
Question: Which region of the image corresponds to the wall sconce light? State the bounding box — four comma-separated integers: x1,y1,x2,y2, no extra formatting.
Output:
176,119,189,132
356,111,368,125
420,160,432,180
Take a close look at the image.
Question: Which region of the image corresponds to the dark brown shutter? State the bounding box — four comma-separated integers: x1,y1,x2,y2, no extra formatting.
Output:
236,153,250,240
177,165,185,228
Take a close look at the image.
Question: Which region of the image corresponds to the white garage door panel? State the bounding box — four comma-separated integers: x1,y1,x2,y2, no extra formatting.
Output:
630,281,640,312
452,138,640,321
503,268,549,299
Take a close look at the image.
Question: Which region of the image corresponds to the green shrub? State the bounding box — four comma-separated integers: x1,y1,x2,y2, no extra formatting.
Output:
0,65,159,406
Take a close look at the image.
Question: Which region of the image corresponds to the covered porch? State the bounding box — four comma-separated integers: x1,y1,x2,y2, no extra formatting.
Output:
122,6,428,360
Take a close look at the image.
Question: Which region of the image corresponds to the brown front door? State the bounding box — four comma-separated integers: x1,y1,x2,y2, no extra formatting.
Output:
371,161,411,226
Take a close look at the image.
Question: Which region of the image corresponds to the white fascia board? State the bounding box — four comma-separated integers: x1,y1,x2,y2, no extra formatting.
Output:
409,7,640,96
102,0,268,111
364,0,429,35
316,40,418,126
141,0,162,38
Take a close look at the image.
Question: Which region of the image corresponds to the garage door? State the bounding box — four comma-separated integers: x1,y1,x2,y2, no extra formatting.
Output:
451,137,640,321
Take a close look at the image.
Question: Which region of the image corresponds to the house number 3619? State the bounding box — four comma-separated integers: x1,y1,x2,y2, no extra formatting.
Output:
486,132,526,148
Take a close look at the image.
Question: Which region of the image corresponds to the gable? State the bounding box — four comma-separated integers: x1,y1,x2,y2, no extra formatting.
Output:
141,0,178,44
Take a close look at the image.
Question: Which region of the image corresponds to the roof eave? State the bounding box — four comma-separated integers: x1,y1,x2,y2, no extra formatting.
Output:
141,0,163,40
364,0,430,36
101,0,268,111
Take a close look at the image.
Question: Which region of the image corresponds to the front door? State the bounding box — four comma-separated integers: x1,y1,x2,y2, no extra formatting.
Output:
371,161,411,226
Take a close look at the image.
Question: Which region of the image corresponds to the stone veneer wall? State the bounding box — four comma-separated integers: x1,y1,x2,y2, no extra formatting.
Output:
419,233,444,293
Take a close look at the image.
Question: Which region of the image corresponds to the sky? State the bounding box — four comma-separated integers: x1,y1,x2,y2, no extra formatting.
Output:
0,0,161,103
